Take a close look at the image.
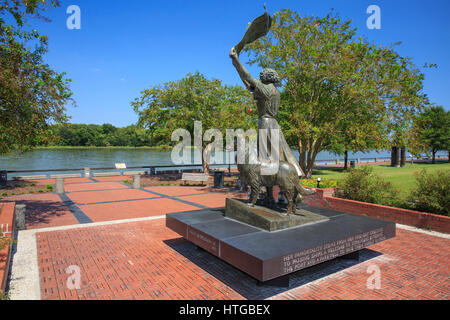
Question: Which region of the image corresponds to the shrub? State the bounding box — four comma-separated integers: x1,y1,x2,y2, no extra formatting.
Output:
336,166,399,206
30,183,36,187
1,192,7,197
46,184,54,191
300,178,338,189
407,170,449,216
0,236,9,250
0,291,9,300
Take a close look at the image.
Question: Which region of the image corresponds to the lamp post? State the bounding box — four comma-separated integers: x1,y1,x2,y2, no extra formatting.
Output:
317,177,322,189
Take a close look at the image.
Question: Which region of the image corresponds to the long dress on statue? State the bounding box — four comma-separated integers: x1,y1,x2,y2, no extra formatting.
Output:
252,80,305,177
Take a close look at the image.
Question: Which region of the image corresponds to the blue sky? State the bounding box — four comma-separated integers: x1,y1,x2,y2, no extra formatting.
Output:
27,0,450,127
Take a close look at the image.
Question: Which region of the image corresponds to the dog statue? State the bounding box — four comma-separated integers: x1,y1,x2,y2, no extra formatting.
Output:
238,159,316,216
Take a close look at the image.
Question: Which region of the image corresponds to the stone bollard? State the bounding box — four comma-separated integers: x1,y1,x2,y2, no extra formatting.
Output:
133,175,141,189
84,168,90,178
15,204,26,231
56,177,65,194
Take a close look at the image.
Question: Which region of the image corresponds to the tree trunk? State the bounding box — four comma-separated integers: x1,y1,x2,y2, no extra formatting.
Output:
298,141,308,177
202,144,212,175
432,150,436,164
391,146,399,167
400,147,406,167
343,151,349,171
304,149,313,179
306,149,321,179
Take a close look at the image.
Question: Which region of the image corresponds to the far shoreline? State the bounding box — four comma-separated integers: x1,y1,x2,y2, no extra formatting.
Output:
35,145,175,151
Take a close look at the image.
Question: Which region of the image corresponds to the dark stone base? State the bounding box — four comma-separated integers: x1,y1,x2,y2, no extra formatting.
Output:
166,203,396,283
225,198,328,231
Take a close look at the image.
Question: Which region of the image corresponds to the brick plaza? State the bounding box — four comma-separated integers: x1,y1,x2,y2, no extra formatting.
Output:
5,176,449,300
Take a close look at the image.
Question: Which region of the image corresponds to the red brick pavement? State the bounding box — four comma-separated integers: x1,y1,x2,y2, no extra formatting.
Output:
144,186,211,197
78,198,200,223
67,188,159,205
4,193,78,230
64,181,128,193
36,219,450,300
179,190,247,208
5,179,449,300
5,182,248,229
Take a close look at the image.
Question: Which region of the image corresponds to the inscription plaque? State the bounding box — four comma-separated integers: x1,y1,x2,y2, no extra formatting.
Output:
187,226,220,255
278,228,386,275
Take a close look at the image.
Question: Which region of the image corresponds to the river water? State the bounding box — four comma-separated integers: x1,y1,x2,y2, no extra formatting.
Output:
0,148,445,178
0,148,395,175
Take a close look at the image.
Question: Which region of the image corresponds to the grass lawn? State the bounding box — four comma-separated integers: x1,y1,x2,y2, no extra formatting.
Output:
310,161,450,199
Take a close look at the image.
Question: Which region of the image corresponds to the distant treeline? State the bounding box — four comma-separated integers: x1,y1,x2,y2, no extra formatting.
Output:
42,123,156,147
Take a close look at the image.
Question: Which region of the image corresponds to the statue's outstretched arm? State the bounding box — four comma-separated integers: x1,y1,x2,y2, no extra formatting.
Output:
229,47,258,91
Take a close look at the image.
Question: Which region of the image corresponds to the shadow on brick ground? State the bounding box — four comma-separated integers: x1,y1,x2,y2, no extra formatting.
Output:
1,198,69,228
164,238,382,300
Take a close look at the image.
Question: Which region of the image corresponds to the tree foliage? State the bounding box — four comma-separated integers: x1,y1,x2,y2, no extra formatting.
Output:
244,9,429,177
0,0,73,154
43,123,153,148
409,106,450,163
131,72,255,171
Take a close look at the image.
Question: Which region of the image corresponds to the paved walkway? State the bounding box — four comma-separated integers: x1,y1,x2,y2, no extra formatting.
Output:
4,177,244,229
5,176,450,300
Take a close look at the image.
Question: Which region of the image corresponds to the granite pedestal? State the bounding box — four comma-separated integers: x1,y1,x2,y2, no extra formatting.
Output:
166,202,396,286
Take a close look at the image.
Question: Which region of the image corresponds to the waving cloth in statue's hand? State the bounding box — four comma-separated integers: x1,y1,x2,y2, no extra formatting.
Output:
235,6,272,56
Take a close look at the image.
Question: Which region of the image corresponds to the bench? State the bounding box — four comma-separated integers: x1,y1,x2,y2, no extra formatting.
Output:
181,173,209,185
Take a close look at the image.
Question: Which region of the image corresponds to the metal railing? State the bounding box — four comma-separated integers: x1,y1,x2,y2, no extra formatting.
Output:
1,154,448,184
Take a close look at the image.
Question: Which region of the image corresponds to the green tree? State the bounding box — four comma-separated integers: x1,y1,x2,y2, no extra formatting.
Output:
0,0,73,154
132,72,254,173
43,123,154,148
244,10,428,177
410,106,450,163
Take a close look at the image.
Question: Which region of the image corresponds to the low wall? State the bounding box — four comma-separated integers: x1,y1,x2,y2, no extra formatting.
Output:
0,202,15,293
303,188,450,234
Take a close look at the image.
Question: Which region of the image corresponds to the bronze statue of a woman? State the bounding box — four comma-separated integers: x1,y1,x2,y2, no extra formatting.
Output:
229,48,305,177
